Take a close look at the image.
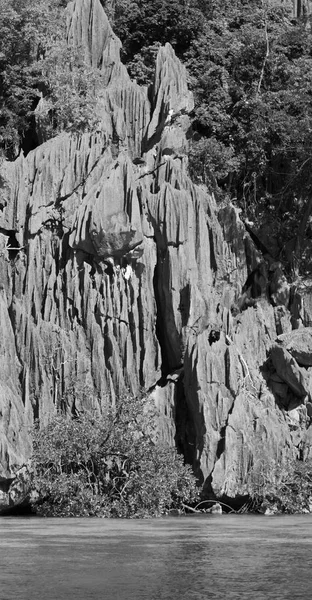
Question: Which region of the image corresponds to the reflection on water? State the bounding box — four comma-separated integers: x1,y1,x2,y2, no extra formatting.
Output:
0,514,312,600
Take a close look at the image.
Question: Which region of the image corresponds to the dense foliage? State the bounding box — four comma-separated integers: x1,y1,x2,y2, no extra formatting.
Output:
107,0,312,275
0,0,61,158
30,395,198,517
184,0,312,274
0,0,101,159
105,0,205,61
246,450,312,513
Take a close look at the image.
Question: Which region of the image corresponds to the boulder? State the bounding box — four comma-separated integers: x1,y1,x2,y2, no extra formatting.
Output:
276,327,312,367
271,344,309,397
208,503,222,514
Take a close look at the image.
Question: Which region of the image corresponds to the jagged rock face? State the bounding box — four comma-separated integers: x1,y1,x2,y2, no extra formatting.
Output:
277,328,312,366
0,0,310,499
269,328,312,411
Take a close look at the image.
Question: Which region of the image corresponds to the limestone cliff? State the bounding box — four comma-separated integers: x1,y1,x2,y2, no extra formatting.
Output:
1,0,312,501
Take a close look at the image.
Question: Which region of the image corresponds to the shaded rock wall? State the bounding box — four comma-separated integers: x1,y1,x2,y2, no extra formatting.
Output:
0,0,311,499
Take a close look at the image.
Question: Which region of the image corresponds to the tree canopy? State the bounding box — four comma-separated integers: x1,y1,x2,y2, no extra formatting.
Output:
103,0,312,273
184,1,312,274
0,0,65,158
0,0,98,159
2,0,312,269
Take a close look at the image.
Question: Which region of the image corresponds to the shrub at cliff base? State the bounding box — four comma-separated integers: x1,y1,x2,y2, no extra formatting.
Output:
30,395,199,517
246,447,312,513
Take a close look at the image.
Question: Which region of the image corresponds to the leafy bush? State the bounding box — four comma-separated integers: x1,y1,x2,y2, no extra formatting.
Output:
126,43,161,86
0,0,66,158
188,136,240,192
105,0,204,62
0,0,102,158
38,42,103,137
30,394,199,517
246,447,312,513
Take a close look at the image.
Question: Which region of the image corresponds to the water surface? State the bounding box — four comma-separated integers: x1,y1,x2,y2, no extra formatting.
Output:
0,514,311,599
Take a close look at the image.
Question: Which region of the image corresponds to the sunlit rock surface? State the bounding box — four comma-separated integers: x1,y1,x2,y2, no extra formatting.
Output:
0,0,311,499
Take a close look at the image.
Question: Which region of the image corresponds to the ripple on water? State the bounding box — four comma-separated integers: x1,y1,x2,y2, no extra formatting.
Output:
0,515,312,600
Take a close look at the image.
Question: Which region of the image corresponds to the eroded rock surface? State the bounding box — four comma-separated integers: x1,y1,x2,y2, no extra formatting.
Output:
0,0,311,500
271,344,310,398
277,327,312,366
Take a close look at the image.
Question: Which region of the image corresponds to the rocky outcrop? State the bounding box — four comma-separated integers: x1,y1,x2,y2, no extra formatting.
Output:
276,327,312,366
271,344,309,398
269,328,312,402
0,0,312,502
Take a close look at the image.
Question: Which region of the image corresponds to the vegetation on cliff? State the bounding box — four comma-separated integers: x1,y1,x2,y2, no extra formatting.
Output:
30,395,198,517
0,0,61,158
246,449,312,514
2,0,312,273
105,0,312,277
0,0,99,158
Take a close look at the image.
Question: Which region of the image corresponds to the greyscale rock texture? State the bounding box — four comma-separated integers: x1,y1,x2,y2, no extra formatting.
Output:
1,0,312,500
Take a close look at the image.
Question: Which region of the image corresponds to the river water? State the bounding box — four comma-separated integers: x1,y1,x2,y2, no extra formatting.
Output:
0,514,312,600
